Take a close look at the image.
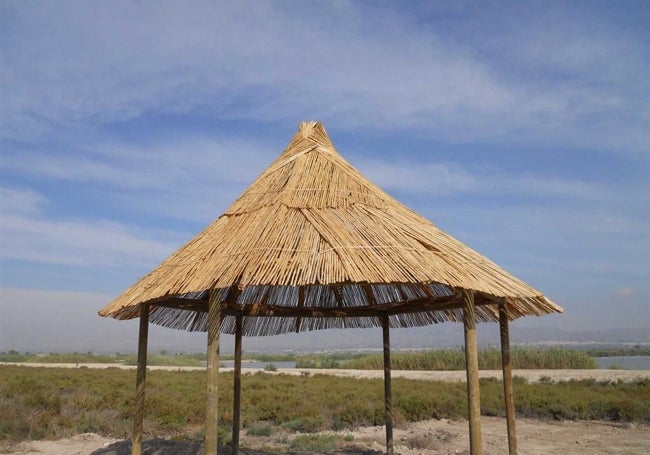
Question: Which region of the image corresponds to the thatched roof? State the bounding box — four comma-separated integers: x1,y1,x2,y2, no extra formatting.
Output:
99,121,562,335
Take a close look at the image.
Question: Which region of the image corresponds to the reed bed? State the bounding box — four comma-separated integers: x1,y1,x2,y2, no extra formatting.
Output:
1,365,648,445
341,347,597,370
585,347,650,357
0,348,599,370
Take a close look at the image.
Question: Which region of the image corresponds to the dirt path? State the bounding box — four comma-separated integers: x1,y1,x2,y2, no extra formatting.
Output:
7,417,649,454
257,367,650,383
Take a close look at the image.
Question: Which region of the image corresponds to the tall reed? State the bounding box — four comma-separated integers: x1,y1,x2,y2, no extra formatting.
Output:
341,347,597,370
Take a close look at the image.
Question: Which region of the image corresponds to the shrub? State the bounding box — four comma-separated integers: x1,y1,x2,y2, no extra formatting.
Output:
246,423,273,437
1,365,648,444
342,347,597,370
289,434,337,452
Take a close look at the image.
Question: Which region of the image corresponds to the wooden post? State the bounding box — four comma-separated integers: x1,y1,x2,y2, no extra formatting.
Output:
132,303,149,455
205,291,221,455
232,315,243,455
463,289,482,455
382,314,394,455
499,303,517,455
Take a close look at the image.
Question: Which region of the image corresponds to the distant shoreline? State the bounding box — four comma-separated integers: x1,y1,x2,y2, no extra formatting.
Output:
3,362,649,383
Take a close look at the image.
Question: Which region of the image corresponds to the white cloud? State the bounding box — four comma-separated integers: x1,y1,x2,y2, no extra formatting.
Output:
493,174,604,200
0,187,46,214
357,159,478,195
357,158,605,201
0,214,178,267
0,187,181,267
613,287,641,298
1,135,274,222
2,136,270,190
1,1,647,153
1,2,647,342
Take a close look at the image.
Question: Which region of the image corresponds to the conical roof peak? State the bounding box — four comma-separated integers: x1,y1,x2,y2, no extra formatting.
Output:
99,121,562,334
224,122,389,214
278,121,335,159
298,121,319,137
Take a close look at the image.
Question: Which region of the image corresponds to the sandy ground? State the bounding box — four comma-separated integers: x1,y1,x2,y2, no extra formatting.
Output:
255,367,650,383
6,417,649,454
3,365,649,454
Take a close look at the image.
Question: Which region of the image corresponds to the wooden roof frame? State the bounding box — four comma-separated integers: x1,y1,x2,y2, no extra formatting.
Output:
103,122,561,455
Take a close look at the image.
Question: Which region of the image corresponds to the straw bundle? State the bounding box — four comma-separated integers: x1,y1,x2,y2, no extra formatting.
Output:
99,121,562,335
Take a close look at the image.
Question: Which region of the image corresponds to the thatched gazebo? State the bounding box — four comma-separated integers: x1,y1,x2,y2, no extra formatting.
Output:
99,121,562,455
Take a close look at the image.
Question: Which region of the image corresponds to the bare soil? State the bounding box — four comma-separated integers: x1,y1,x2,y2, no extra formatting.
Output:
5,417,649,455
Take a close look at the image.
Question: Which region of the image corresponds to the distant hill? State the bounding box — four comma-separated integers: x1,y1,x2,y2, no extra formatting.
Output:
508,327,650,345
236,325,650,354
4,317,648,354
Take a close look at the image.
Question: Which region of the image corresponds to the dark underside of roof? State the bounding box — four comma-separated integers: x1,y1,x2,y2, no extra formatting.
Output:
111,282,552,336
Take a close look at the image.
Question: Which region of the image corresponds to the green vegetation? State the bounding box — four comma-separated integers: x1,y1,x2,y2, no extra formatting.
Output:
342,347,597,370
295,355,341,369
225,353,296,363
1,365,648,445
585,346,650,357
289,434,337,452
0,351,122,364
4,346,621,370
0,351,206,367
246,423,273,437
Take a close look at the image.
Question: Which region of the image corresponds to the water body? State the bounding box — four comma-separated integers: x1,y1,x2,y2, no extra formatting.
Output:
594,356,650,370
220,360,297,369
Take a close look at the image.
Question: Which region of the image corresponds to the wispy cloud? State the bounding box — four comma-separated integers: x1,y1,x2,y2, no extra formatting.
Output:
354,160,477,195
357,158,605,201
0,187,46,215
0,187,181,267
1,135,274,222
2,1,647,153
2,136,269,190
1,1,648,346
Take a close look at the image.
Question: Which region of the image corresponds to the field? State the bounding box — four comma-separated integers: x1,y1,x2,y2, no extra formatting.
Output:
1,365,649,447
2,347,649,453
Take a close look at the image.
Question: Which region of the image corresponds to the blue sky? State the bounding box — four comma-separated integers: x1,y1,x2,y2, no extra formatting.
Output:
1,1,648,352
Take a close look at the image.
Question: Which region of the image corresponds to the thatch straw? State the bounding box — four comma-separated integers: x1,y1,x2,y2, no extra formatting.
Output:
99,121,562,335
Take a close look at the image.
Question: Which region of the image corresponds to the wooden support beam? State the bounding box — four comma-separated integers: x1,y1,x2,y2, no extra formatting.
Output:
232,315,243,455
132,303,149,455
152,293,466,318
382,314,394,455
205,291,221,455
499,304,517,455
463,289,482,455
